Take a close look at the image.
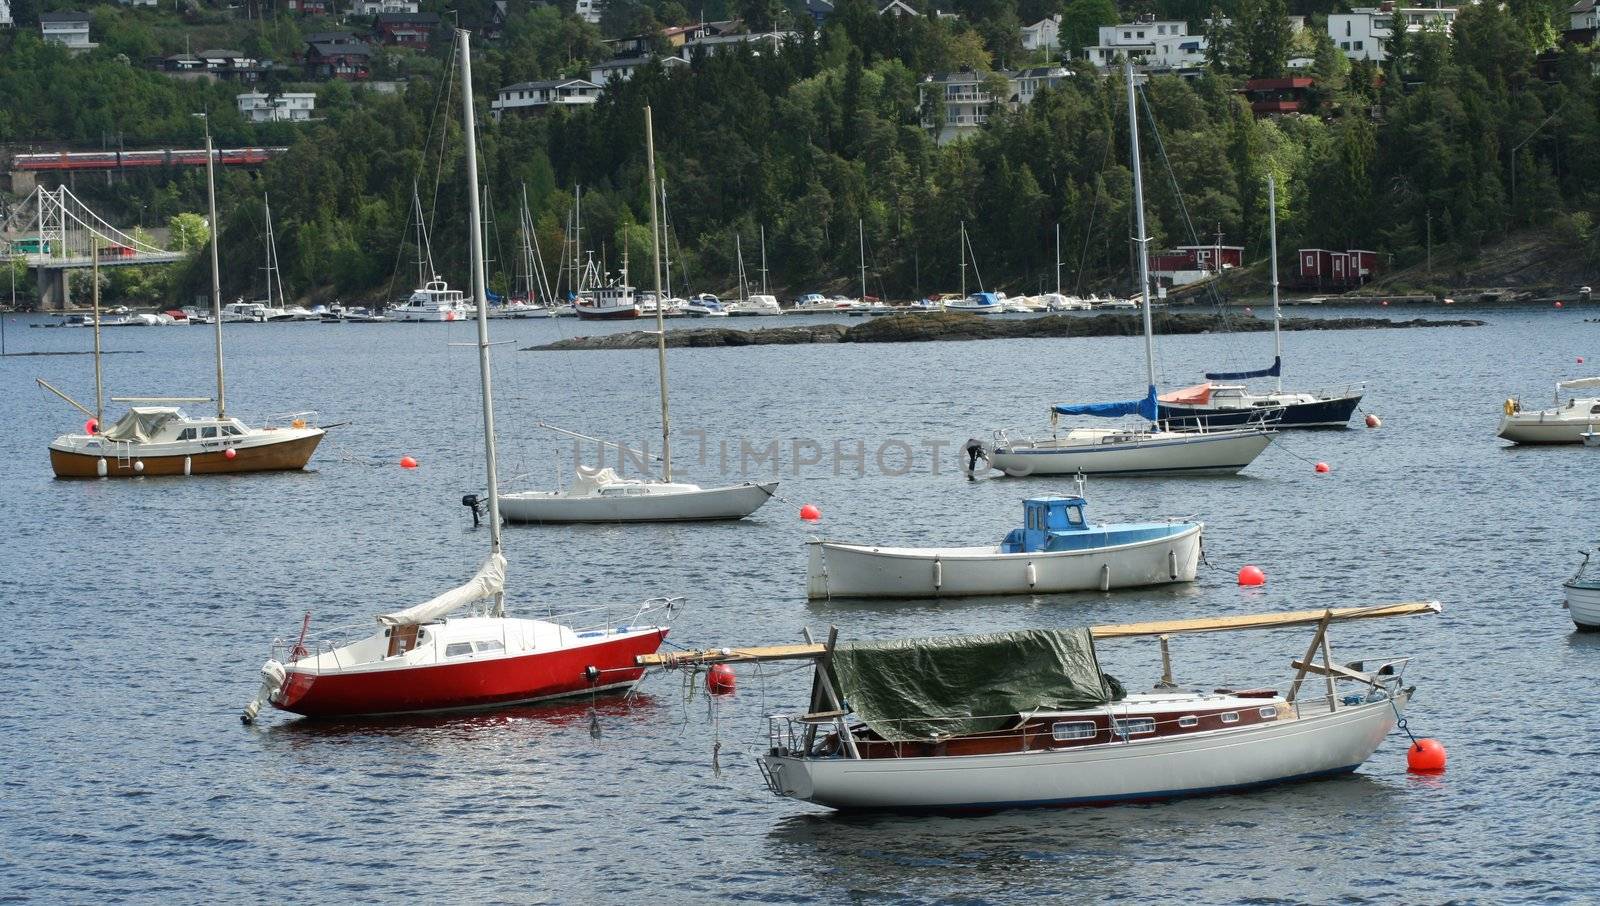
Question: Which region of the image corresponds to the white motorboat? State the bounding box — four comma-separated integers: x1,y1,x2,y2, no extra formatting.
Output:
1564,548,1600,630
982,62,1275,478
241,32,670,723
806,493,1201,598
945,291,1004,314
500,107,777,525
791,293,834,312
682,293,728,317
393,277,475,322
222,300,270,323
1044,293,1091,311
1499,378,1600,444
727,293,782,316
643,601,1440,813
1097,296,1139,310
998,295,1033,313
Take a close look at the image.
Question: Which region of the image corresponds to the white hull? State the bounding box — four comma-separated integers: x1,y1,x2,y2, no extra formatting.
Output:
988,429,1273,476
1565,582,1600,630
806,524,1201,598
762,693,1406,811
501,480,777,523
1498,409,1600,444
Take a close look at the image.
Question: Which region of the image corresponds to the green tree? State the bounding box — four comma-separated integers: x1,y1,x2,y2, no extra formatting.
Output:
168,213,210,252
1060,0,1117,58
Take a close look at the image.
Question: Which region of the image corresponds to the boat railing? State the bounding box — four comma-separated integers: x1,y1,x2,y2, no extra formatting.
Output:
261,410,319,429
548,595,682,634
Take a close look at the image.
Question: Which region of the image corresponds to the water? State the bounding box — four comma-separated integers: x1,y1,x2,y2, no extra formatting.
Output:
3,306,1598,903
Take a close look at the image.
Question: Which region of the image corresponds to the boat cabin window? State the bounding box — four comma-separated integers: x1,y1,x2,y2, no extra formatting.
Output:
178,428,197,440
444,642,474,658
1252,401,1276,408
1051,721,1097,741
1258,706,1277,719
222,425,243,436
1065,505,1084,527
1114,718,1156,736
474,640,505,653
1220,711,1240,724
1591,404,1600,414
201,426,219,439
1177,715,1199,728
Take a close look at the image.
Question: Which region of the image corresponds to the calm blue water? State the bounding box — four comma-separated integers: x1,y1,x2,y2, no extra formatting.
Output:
2,305,1597,903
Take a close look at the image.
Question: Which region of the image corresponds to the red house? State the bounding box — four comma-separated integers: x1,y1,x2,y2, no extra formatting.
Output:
304,38,373,80
1241,77,1315,117
1150,244,1244,286
286,0,329,14
372,12,441,49
1297,248,1381,289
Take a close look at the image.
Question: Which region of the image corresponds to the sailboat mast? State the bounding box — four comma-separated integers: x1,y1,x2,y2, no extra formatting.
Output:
645,106,671,482
1267,173,1283,393
205,130,226,418
858,219,867,301
735,233,746,303
661,181,673,299
1054,222,1062,297
413,183,426,286
959,220,967,298
458,28,504,575
91,236,103,428
1124,60,1156,394
759,224,768,296
262,193,272,308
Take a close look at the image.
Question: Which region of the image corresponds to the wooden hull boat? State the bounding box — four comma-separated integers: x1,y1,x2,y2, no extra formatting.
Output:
49,408,323,479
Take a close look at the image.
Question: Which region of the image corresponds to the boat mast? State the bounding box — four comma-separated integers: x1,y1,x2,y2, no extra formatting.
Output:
1054,222,1062,298
1124,60,1156,397
91,236,103,428
204,128,226,419
759,224,768,296
458,28,504,602
645,105,671,482
858,219,866,301
1267,173,1283,393
262,193,272,308
661,181,673,299
959,220,966,298
413,182,427,286
735,232,746,303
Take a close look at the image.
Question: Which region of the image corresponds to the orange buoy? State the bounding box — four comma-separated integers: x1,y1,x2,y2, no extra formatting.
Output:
224,447,237,460
1406,738,1448,773
706,663,736,695
1238,565,1266,586
1314,461,1331,473
1380,299,1389,307
1555,300,1565,309
400,455,419,469
1364,413,1381,428
799,503,821,521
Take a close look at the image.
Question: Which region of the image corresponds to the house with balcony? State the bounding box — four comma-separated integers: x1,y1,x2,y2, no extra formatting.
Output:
1022,15,1060,52
680,29,798,57
286,0,330,14
237,91,317,123
304,36,373,80
490,78,601,120
40,11,95,53
353,0,418,13
1083,19,1206,73
373,12,440,49
1241,77,1315,116
588,55,687,87
920,66,1068,145
1328,4,1457,62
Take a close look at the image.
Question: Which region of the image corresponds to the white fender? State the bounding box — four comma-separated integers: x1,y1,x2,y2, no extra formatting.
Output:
96,458,107,477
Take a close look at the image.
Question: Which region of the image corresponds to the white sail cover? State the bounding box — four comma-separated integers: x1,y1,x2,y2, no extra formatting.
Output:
1558,377,1600,392
377,553,507,626
572,465,622,493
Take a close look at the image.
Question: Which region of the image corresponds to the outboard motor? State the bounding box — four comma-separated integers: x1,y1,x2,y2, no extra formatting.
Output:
462,493,484,527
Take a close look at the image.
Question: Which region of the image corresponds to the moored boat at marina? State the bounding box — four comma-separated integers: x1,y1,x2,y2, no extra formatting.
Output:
392,277,475,321
641,602,1439,813
806,493,1201,598
242,29,670,723
1498,378,1600,444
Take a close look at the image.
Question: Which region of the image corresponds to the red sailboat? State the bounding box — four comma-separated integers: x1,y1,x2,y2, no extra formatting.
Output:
242,28,670,722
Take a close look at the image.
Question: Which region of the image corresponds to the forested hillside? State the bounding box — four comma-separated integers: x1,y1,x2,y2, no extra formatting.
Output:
1,0,1597,305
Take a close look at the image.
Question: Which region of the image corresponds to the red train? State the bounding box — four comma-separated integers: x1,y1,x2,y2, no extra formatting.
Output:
11,148,289,171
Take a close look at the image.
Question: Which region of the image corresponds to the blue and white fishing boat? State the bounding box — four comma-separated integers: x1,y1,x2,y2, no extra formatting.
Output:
1156,176,1363,430
945,291,1004,315
983,62,1276,478
805,493,1201,598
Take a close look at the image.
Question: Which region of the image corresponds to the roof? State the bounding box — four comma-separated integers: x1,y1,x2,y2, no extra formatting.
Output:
499,78,600,91
305,31,359,43
375,11,440,23
39,11,89,22
807,0,835,12
197,48,246,57
307,40,374,57
1572,0,1596,12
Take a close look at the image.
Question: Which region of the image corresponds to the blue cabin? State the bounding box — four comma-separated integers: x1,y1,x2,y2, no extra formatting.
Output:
969,292,999,308
999,496,1182,554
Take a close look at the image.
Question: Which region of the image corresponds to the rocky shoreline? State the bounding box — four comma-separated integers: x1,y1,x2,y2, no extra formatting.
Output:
526,311,1485,351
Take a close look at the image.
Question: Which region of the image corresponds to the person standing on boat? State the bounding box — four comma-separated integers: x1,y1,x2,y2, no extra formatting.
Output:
963,438,986,479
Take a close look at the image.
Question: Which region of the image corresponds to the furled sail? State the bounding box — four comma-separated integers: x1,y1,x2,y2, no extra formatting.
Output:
1052,385,1158,420
1558,377,1600,391
377,553,506,626
1205,356,1281,381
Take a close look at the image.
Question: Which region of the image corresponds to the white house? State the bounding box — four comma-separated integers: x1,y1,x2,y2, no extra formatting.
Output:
920,65,1068,145
1572,0,1600,31
1328,6,1458,62
1083,20,1206,71
575,0,600,24
490,78,601,120
118,0,158,6
237,91,316,123
0,0,12,27
352,0,419,13
40,12,95,52
587,55,687,86
1021,15,1060,52
679,30,798,57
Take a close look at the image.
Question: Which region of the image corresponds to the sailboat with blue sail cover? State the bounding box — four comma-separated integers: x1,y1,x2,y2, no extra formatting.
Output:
1156,175,1364,430
982,61,1276,478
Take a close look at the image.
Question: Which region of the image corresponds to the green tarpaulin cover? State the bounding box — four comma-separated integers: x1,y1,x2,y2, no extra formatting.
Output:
826,629,1124,743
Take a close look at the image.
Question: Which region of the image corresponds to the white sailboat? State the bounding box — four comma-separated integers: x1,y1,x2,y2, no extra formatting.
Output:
242,29,670,723
726,227,782,316
983,62,1275,477
256,194,314,320
1498,378,1600,444
500,108,778,524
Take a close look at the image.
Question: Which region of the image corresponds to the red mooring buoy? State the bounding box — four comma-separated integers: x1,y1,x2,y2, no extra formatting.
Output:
1315,461,1331,473
1365,413,1382,428
1238,565,1266,586
799,503,822,521
400,455,419,469
1407,738,1448,773
707,663,736,695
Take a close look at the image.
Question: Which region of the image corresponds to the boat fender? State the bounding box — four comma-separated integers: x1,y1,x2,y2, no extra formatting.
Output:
96,458,107,477
183,456,192,476
1025,562,1037,588
1168,549,1178,580
241,659,288,725
933,557,943,591
1099,564,1111,592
